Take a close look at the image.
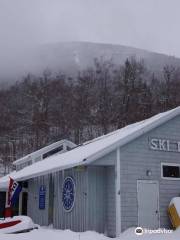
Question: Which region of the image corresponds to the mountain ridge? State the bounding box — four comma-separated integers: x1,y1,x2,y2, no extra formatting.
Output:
1,41,180,82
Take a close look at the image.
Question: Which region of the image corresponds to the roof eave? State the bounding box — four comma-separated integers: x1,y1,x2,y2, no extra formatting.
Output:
85,108,180,164
8,107,180,182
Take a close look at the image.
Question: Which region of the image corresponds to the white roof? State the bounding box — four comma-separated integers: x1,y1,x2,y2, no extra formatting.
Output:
1,106,180,188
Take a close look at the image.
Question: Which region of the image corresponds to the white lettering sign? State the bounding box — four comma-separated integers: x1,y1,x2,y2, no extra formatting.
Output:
150,138,180,153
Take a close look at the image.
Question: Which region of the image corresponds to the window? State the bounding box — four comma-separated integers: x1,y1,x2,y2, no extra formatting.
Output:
66,146,72,151
162,163,180,179
42,145,63,159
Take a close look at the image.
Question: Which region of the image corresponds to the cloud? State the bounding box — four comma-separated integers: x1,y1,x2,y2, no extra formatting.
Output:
0,0,180,80
0,0,180,54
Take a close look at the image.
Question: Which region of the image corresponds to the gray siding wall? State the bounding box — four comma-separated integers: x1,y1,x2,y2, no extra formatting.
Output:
87,166,106,233
105,166,116,237
120,115,180,231
27,151,117,236
53,166,114,235
89,151,116,236
53,168,88,232
53,151,116,235
92,151,116,166
27,175,50,226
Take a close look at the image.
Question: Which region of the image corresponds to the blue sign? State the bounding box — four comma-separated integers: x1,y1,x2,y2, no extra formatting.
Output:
62,177,75,212
39,185,46,210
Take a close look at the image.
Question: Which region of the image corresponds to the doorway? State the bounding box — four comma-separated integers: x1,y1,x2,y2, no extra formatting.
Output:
22,192,28,215
0,192,6,218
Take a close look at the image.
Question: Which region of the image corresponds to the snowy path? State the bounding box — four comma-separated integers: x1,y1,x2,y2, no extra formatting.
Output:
0,228,179,240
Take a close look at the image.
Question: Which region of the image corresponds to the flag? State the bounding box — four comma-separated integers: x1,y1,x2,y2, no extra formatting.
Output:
7,177,22,207
7,177,14,207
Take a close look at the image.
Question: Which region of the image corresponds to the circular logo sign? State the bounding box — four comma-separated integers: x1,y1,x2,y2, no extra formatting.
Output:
62,177,75,211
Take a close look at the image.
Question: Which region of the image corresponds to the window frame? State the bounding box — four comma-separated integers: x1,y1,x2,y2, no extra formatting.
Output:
42,145,63,159
161,162,180,180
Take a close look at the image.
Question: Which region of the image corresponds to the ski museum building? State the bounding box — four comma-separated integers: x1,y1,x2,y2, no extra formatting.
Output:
1,107,180,237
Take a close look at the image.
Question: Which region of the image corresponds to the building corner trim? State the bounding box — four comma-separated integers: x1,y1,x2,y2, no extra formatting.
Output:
116,147,121,237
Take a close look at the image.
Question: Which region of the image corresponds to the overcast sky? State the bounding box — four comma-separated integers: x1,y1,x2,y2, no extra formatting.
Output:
0,0,180,56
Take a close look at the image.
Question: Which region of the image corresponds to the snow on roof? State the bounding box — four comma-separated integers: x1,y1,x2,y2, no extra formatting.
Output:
1,106,180,187
0,172,16,189
13,139,76,165
170,197,180,217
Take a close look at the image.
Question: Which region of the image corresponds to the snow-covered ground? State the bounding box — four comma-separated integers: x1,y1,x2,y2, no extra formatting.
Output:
0,227,179,240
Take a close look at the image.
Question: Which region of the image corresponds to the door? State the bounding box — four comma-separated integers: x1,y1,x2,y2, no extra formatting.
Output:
137,181,159,229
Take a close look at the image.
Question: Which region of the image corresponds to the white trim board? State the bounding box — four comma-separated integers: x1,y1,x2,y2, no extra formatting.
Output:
115,148,121,236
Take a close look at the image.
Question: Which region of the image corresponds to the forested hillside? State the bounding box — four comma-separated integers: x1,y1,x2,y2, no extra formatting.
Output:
1,42,180,82
0,57,180,174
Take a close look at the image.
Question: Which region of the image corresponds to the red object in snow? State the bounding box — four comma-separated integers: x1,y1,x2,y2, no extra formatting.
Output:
4,208,13,218
0,216,35,234
0,220,22,229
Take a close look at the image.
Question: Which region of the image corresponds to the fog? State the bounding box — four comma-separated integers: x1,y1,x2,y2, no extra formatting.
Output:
0,0,180,80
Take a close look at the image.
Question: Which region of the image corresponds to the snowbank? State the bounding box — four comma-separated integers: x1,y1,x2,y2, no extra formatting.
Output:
120,228,179,240
0,227,179,240
170,197,180,216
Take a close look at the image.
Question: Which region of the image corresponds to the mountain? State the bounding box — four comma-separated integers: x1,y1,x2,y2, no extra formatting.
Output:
1,41,180,82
